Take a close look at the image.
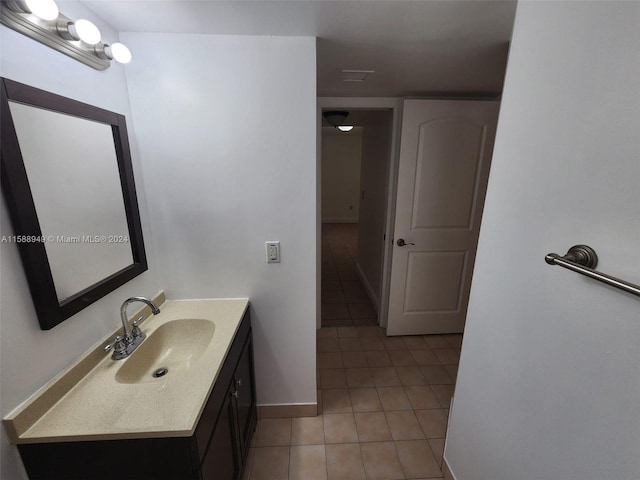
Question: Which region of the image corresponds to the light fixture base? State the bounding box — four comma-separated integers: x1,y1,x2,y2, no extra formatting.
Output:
323,110,350,127
0,6,110,70
94,43,112,60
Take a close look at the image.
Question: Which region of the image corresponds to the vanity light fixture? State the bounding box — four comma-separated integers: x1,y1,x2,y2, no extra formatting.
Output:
323,110,354,133
0,1,132,70
6,0,59,20
95,42,132,64
58,18,102,45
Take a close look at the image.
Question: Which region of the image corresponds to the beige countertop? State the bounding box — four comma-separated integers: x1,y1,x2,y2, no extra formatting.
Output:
4,296,249,444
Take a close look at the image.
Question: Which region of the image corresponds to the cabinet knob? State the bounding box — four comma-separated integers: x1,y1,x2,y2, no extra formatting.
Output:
232,390,239,399
236,379,242,388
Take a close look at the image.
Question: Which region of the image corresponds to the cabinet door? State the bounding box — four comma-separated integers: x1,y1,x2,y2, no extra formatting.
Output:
199,383,238,480
233,335,257,456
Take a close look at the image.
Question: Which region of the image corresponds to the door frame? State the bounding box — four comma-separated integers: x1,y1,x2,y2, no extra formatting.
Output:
316,97,402,329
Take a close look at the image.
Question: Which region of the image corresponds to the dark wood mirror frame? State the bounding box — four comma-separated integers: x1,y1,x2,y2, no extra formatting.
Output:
1,77,148,330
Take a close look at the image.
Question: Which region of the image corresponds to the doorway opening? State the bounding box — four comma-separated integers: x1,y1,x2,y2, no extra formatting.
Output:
320,108,394,328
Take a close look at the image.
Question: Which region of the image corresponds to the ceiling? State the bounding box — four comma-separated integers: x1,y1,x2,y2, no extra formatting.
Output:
82,0,517,97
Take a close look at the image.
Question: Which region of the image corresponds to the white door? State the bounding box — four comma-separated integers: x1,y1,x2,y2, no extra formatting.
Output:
386,99,499,335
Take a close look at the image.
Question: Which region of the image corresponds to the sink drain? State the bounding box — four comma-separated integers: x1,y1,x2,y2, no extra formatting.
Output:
153,367,169,378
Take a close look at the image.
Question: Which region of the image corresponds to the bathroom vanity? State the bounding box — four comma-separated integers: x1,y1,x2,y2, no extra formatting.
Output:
4,298,257,480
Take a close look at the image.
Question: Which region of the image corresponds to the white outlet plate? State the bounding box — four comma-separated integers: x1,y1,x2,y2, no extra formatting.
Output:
266,241,280,263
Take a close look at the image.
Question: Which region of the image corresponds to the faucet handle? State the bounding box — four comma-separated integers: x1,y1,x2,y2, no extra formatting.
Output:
131,316,144,339
105,336,127,354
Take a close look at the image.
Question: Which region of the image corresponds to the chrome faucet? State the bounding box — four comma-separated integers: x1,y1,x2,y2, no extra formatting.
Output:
120,296,160,343
106,296,161,360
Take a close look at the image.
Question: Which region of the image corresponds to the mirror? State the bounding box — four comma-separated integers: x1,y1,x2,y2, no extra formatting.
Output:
1,77,148,330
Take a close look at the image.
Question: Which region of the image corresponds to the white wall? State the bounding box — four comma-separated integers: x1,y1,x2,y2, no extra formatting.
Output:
445,2,640,479
0,4,161,479
357,111,393,309
321,127,362,223
120,33,317,407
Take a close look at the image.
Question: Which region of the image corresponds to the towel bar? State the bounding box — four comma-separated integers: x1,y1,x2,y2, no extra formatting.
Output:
545,245,640,297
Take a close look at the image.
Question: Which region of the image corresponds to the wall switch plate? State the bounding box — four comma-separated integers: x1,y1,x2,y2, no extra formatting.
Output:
266,241,280,263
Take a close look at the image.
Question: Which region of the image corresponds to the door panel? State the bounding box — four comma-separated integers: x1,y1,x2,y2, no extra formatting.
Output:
404,251,467,312
412,118,485,229
387,99,499,335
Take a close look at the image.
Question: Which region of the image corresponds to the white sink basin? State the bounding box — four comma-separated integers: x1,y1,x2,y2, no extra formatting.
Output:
116,318,215,384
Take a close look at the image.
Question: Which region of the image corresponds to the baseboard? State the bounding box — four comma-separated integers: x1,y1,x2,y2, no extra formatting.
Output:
442,395,457,480
442,457,457,480
355,262,380,312
257,404,317,419
321,218,358,223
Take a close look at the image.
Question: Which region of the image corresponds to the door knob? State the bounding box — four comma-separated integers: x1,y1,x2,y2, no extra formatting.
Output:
396,239,415,247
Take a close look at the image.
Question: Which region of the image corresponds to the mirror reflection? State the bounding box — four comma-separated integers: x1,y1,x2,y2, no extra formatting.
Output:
9,102,133,300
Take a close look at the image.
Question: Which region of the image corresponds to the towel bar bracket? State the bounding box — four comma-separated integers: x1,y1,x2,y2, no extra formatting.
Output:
545,245,598,269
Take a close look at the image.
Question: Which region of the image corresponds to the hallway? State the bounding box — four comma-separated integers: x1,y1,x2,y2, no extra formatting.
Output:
242,224,462,478
321,223,377,327
243,325,461,479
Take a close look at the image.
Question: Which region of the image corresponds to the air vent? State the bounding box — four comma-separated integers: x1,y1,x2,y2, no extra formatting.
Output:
341,70,375,82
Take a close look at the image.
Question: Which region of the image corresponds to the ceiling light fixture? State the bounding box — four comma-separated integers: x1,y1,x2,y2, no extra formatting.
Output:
323,110,354,133
1,5,132,70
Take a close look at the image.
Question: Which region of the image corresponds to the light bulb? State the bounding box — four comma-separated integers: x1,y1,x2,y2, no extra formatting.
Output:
24,0,59,20
108,43,132,64
69,19,101,45
337,125,354,132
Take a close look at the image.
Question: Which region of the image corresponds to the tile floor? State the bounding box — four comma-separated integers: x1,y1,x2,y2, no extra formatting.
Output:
243,326,462,480
321,223,377,327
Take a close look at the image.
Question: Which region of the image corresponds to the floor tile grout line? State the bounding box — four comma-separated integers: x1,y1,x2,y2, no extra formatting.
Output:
271,317,460,477
390,436,409,480
322,223,378,328
356,439,368,480
314,344,458,476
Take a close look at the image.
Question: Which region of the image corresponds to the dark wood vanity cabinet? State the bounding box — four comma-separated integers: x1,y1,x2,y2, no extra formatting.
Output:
197,317,257,480
200,381,237,480
18,310,257,480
